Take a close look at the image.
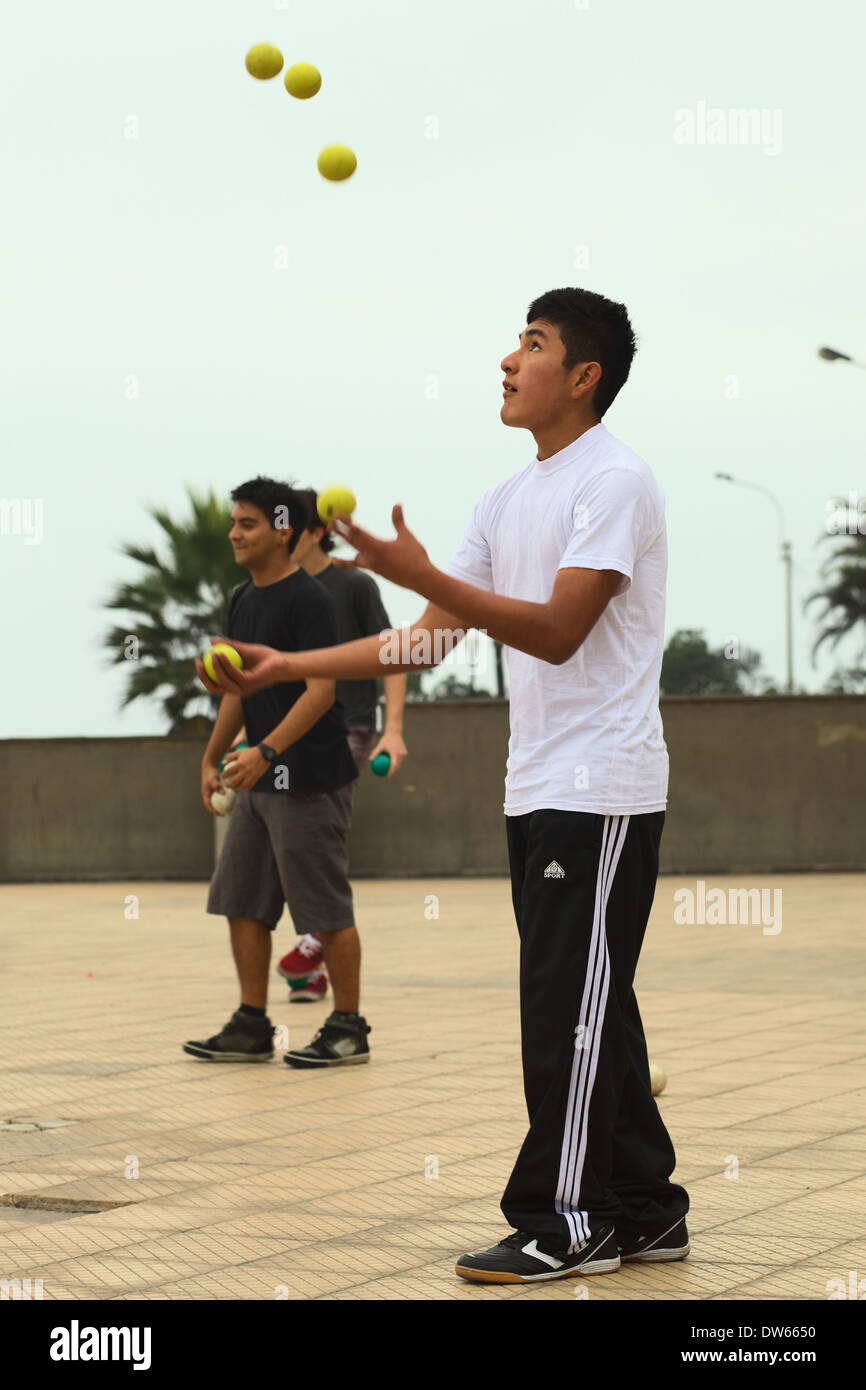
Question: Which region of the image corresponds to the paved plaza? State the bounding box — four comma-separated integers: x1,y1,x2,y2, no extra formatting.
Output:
0,874,864,1300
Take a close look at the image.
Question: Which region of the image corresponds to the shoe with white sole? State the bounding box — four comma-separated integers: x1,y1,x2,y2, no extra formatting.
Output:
183,1009,273,1062
455,1224,620,1284
283,1011,371,1068
618,1217,690,1262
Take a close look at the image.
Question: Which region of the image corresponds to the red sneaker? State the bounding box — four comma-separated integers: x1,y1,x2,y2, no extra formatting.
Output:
277,934,324,981
289,968,328,1003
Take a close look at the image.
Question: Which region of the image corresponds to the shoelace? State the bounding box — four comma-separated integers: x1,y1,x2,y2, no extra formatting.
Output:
501,1231,533,1249
298,935,322,959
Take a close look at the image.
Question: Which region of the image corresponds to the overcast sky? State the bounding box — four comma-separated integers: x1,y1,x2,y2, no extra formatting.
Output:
3,0,864,736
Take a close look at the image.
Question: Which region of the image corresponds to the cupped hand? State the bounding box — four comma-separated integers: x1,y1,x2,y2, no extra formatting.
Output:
329,504,431,592
368,731,408,779
195,639,296,697
221,745,269,791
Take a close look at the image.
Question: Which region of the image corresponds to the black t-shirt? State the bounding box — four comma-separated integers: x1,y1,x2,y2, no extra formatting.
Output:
227,569,359,795
313,564,392,727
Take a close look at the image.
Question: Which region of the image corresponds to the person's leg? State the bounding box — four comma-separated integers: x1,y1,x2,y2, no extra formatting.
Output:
263,784,369,1066
281,730,373,998
314,732,372,1011
605,813,689,1235
456,811,627,1280
500,810,620,1247
184,790,286,1060
506,812,529,940
297,783,362,1018
318,925,360,1013
229,917,273,1009
499,809,687,1252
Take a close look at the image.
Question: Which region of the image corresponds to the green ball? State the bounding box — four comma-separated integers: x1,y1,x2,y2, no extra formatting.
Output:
219,743,248,774
371,753,391,777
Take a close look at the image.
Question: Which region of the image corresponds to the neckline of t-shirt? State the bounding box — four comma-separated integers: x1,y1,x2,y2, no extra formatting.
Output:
249,567,305,591
531,422,606,475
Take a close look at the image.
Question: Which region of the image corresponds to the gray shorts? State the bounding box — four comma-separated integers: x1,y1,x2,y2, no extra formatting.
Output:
206,725,378,934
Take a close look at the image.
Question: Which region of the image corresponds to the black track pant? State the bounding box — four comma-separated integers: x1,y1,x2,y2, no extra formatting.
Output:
502,809,689,1252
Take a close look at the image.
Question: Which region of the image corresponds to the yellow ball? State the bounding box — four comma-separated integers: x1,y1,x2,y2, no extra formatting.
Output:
245,44,284,80
317,144,357,182
203,644,244,683
284,62,321,99
317,485,357,524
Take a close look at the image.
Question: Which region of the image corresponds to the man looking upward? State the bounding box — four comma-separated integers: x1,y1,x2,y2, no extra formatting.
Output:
197,288,689,1284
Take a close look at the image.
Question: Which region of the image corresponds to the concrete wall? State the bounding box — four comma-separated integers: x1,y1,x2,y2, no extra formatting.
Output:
2,696,864,881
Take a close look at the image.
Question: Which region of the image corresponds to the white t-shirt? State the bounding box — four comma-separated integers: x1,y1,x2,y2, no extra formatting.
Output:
445,422,669,817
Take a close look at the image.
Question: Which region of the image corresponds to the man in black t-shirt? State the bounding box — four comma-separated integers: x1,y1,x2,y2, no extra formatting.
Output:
274,487,409,1002
183,476,371,1068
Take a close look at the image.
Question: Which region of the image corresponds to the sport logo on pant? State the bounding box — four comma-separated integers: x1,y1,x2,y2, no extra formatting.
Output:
544,860,566,879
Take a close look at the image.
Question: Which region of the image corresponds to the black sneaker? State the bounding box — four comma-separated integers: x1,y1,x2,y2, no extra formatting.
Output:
183,1009,274,1062
618,1217,690,1262
283,1011,371,1068
455,1224,620,1284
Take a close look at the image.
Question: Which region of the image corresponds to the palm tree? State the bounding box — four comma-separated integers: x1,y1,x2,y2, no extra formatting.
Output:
806,498,866,682
103,488,240,732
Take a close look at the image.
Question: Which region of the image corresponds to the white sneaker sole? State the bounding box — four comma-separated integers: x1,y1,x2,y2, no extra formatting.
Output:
283,1052,369,1068
455,1254,620,1284
622,1242,690,1263
182,1047,273,1062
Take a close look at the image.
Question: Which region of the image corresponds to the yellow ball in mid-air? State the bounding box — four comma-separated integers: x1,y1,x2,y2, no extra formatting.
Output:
284,62,322,99
203,643,244,683
317,144,357,182
317,485,357,524
245,43,284,80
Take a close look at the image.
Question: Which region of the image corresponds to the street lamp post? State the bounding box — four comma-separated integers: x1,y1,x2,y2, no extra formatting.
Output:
714,472,794,694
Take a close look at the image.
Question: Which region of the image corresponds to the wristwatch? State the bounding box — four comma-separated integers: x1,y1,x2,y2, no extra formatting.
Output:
257,742,278,764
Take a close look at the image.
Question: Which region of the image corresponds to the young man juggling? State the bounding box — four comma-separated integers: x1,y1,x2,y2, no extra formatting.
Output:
196,287,689,1284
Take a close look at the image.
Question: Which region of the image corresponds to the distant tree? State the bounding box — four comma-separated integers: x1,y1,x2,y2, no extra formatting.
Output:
822,665,866,694
660,629,774,695
806,498,866,689
103,489,238,733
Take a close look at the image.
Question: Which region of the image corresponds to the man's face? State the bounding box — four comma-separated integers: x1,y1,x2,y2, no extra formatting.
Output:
500,319,587,430
229,501,291,566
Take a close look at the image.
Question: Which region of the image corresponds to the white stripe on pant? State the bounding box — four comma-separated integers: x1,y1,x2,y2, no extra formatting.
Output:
554,814,630,1252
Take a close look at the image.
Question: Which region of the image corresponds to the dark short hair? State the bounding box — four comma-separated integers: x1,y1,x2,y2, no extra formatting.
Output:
526,287,637,417
297,487,334,553
230,476,312,554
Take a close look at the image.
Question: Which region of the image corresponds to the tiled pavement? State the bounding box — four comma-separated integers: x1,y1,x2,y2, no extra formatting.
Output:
0,876,864,1301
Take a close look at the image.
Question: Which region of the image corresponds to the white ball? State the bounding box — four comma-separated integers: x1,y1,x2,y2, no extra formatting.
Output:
211,788,237,817
649,1061,667,1096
